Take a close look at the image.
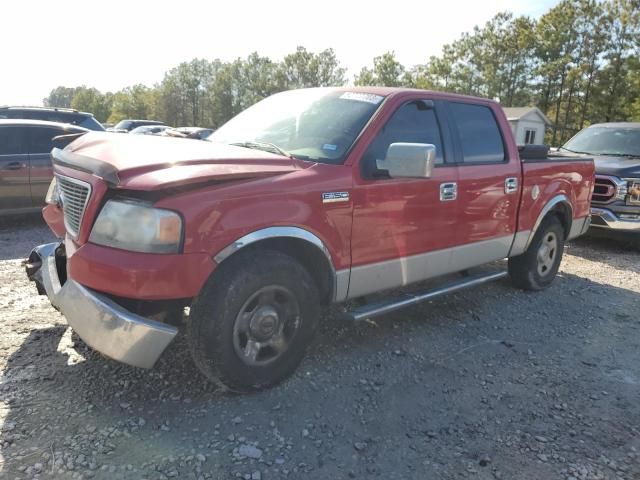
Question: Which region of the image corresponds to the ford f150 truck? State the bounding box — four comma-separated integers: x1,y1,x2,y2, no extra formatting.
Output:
560,122,640,234
26,88,595,392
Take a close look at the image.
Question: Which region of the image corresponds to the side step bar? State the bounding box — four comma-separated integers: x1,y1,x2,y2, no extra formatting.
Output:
344,271,508,322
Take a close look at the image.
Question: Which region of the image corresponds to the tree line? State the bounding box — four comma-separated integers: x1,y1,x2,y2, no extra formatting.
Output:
44,0,639,145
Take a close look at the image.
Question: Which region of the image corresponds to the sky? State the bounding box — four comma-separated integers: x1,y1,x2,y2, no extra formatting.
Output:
0,0,559,106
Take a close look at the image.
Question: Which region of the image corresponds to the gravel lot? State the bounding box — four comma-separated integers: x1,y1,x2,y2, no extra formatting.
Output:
1,216,639,480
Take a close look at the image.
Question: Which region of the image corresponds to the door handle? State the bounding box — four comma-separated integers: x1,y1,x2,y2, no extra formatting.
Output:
505,177,518,194
440,182,457,201
3,161,24,170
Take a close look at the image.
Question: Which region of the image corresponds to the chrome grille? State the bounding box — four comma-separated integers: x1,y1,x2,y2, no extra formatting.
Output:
592,176,616,203
57,175,91,237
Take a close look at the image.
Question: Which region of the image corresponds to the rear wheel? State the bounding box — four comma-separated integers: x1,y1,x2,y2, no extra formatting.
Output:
188,250,320,392
509,215,565,291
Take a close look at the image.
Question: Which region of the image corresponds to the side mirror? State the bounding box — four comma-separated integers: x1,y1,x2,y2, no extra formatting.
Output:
376,143,436,179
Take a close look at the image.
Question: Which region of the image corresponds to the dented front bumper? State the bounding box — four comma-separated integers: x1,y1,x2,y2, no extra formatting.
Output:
26,242,178,368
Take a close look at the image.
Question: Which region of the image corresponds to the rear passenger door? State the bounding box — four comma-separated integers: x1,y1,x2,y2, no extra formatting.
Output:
446,101,520,257
0,126,30,212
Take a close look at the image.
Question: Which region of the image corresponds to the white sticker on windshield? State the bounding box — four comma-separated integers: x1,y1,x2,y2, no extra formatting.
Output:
340,92,384,104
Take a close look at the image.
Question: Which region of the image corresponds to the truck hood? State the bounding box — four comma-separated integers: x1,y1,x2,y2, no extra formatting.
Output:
53,131,302,190
594,155,640,179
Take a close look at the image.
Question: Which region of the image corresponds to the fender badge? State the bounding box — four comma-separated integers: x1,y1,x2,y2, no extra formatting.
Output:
531,185,540,200
322,192,350,203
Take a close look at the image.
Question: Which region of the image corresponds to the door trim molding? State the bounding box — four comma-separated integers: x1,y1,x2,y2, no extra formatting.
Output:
347,235,514,299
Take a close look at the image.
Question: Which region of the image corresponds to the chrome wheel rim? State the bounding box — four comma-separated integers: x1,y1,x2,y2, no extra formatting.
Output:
536,232,558,277
233,285,300,366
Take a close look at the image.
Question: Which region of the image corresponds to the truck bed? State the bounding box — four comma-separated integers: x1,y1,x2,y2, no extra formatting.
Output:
518,144,594,163
517,145,595,237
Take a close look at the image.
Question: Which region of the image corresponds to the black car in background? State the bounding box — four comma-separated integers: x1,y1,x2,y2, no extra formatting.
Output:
110,119,165,133
0,106,104,131
560,122,640,235
0,119,88,215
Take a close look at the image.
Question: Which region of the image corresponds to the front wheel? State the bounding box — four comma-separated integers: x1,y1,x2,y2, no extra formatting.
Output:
188,250,320,392
509,215,565,291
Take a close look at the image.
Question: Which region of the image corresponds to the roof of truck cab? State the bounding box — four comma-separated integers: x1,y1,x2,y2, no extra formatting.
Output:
313,86,500,104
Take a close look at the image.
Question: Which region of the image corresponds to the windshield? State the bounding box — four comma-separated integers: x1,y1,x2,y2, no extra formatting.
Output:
562,126,640,157
114,120,133,130
208,89,385,164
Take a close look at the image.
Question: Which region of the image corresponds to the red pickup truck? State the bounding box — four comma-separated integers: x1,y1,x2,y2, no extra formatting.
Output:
26,88,594,391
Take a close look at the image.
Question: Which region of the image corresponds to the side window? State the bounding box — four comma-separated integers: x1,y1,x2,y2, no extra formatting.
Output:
27,127,63,154
362,100,444,178
449,103,505,163
0,127,25,155
78,116,102,130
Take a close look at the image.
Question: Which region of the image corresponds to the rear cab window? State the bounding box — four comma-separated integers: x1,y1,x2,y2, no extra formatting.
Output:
448,102,505,164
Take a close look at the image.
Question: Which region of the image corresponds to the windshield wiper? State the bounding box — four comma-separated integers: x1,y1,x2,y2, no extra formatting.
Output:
230,141,293,159
559,147,591,155
597,152,640,158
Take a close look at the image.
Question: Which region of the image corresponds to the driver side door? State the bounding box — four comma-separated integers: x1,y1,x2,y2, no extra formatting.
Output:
349,97,459,298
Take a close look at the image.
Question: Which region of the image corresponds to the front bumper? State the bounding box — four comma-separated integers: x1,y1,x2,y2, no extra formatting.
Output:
26,242,178,368
591,207,640,231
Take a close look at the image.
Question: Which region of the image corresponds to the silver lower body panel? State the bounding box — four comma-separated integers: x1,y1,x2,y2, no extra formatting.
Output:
567,215,592,240
26,242,178,368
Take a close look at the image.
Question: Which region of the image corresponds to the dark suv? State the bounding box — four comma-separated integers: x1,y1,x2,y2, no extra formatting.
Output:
0,119,88,215
0,106,104,131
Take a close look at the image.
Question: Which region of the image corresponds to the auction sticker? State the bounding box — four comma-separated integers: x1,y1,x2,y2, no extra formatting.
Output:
340,92,384,104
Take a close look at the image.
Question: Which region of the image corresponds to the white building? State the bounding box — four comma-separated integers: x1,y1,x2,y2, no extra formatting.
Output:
502,107,553,145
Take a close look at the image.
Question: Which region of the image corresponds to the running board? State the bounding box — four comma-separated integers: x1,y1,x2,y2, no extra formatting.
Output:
344,270,508,322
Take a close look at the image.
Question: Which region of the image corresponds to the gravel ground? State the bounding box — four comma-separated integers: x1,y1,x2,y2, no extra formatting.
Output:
1,216,639,480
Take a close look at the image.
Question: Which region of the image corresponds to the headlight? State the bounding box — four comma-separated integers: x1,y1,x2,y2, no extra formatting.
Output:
615,179,628,202
89,200,183,254
625,178,640,205
45,177,61,205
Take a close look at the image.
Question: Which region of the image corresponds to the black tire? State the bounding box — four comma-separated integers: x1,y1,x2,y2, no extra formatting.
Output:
509,215,565,291
188,250,320,392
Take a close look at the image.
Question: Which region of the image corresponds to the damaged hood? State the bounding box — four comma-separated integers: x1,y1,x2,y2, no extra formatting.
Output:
52,131,302,190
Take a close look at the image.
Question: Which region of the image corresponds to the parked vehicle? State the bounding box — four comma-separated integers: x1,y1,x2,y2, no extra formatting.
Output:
110,119,165,133
130,125,171,135
0,106,104,131
0,119,88,215
560,122,640,234
164,127,215,140
26,88,594,391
